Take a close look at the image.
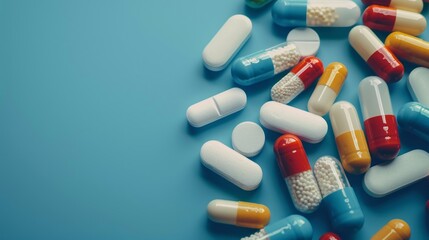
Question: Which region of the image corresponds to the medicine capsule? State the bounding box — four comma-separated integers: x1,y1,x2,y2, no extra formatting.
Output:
330,101,371,174
397,102,429,142
207,199,270,229
361,0,423,13
408,67,429,106
274,134,322,213
363,5,426,36
314,156,364,232
359,76,400,160
349,25,404,83
271,56,324,104
241,215,313,240
272,0,360,27
245,0,274,8
371,219,411,240
307,62,347,116
319,232,341,240
232,43,301,86
385,32,429,68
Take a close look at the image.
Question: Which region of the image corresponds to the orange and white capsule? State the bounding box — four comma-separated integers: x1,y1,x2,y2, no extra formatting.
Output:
207,199,270,229
371,219,411,240
308,62,347,116
363,5,426,36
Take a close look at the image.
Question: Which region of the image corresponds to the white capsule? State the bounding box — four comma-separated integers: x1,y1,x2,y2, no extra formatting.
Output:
408,67,429,107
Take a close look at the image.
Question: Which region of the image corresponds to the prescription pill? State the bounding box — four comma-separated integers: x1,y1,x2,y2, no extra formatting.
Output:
259,101,328,143
359,76,400,160
207,199,270,229
385,32,429,68
330,101,371,174
408,67,429,106
232,121,265,157
371,219,411,240
272,0,360,27
242,215,313,240
314,156,364,232
271,56,324,104
363,5,426,36
274,135,322,213
308,62,347,116
397,102,429,142
286,27,320,57
200,140,262,191
364,149,429,197
349,25,404,83
186,88,246,128
245,0,274,8
202,15,252,71
319,232,341,240
362,0,423,13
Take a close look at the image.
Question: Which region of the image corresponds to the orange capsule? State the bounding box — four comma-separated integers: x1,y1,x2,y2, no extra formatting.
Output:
371,219,411,240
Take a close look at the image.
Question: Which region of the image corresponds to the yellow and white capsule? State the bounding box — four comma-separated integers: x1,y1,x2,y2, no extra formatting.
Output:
308,62,347,116
207,199,270,229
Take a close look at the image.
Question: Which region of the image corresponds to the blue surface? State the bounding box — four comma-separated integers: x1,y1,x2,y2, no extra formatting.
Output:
0,1,428,239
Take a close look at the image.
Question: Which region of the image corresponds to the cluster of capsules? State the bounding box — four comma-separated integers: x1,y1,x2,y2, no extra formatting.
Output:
187,0,429,239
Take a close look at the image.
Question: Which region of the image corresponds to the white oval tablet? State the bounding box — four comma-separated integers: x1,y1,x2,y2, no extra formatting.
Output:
259,101,328,143
408,67,429,107
286,28,320,57
200,140,263,191
202,15,252,71
186,88,247,128
232,121,265,157
364,149,429,198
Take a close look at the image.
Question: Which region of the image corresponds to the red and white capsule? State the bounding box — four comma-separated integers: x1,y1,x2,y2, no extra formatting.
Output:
271,56,324,104
361,0,423,13
274,134,322,213
363,5,426,36
349,25,404,83
358,76,400,161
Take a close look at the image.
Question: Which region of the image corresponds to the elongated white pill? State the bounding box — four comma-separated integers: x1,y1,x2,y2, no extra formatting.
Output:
202,15,252,71
201,140,263,191
186,88,247,128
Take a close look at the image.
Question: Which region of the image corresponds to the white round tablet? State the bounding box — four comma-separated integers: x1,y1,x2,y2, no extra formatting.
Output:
232,121,265,157
286,28,320,57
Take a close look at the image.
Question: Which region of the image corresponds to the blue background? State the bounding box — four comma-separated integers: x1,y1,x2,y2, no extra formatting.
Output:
0,0,428,239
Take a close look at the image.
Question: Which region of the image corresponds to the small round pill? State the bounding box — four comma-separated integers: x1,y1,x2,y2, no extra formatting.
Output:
286,28,320,57
232,121,265,157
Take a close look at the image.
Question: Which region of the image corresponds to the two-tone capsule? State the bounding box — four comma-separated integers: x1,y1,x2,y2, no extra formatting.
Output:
371,219,411,240
307,62,347,116
363,5,426,36
349,25,404,83
241,215,313,240
314,156,364,232
330,101,371,174
359,76,400,160
271,56,324,104
207,199,270,229
361,0,423,13
232,43,301,86
385,32,429,68
397,102,429,142
274,134,322,213
272,0,360,27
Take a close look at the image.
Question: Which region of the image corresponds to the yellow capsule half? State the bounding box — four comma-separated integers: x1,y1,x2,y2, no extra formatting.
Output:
385,32,429,68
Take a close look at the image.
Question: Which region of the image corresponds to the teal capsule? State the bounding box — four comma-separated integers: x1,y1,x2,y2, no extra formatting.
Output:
246,0,274,8
398,102,429,142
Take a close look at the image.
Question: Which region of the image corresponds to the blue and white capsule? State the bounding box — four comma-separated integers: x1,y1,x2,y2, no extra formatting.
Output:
272,0,361,27
232,43,301,86
398,102,429,142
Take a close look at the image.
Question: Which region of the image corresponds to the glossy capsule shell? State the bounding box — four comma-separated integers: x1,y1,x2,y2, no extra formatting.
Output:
245,0,274,8
349,25,404,83
397,102,429,142
274,134,322,213
359,77,400,160
319,232,341,240
329,101,371,174
232,43,301,86
408,67,429,106
271,56,324,104
308,62,347,116
272,0,361,27
363,5,426,36
314,156,364,232
361,0,423,13
385,32,429,68
207,199,270,229
371,219,411,240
